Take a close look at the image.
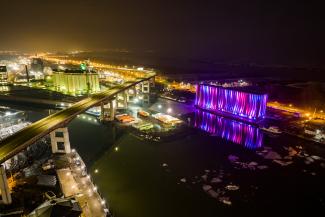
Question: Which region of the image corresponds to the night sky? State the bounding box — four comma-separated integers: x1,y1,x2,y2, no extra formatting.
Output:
0,0,324,67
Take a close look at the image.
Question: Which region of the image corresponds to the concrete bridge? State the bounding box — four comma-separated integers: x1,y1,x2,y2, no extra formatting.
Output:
0,73,155,205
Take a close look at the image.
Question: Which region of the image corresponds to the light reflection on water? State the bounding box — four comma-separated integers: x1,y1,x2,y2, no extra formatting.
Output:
194,110,263,149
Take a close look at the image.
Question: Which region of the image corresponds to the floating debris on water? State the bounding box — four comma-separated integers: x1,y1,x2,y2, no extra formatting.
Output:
311,155,322,160
228,155,239,162
248,161,258,166
201,174,208,181
207,189,219,199
320,163,325,168
257,165,268,170
219,197,232,205
273,160,293,166
225,185,240,191
202,184,212,192
264,151,282,160
211,177,222,184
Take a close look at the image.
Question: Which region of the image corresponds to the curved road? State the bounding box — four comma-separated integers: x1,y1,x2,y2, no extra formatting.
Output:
0,75,155,163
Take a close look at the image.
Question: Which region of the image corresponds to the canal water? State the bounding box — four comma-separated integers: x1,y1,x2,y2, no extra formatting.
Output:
2,102,325,217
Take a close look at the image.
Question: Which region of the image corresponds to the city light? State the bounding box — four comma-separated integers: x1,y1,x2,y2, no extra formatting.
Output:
94,169,99,173
167,108,172,113
157,104,162,109
114,147,119,152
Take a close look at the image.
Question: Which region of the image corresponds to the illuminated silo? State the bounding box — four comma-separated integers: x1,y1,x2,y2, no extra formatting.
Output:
195,84,268,120
53,70,100,95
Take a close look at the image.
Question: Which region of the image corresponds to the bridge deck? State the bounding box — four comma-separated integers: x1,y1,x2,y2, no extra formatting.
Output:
0,74,155,163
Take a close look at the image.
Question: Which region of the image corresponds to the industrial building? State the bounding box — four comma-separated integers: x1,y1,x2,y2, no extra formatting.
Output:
52,69,100,95
30,58,44,74
0,107,26,129
0,65,8,85
195,84,268,120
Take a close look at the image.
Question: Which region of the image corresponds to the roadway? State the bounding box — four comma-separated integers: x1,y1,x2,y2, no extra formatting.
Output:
0,74,155,163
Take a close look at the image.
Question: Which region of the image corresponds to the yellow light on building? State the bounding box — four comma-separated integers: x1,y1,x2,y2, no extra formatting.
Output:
52,71,100,95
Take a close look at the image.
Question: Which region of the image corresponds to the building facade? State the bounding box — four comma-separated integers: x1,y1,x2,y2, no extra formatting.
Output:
195,84,268,120
0,65,8,85
52,70,100,95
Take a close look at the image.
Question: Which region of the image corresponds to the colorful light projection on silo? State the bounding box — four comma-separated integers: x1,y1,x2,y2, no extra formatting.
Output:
195,84,268,120
194,110,263,149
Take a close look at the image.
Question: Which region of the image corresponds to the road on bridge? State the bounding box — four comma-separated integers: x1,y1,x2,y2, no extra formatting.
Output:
0,74,155,163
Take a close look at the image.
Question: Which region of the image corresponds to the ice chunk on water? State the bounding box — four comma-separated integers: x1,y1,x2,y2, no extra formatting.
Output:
310,155,321,160
264,151,282,160
248,161,258,166
257,165,268,170
219,197,232,205
273,160,293,166
207,189,219,199
201,174,208,181
202,184,212,192
228,155,239,162
211,177,222,184
225,185,240,191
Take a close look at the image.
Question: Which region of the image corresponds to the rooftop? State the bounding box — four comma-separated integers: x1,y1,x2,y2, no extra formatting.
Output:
53,69,97,74
199,83,267,95
0,65,7,72
0,107,23,117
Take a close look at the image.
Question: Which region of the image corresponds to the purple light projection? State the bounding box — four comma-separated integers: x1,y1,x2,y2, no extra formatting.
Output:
194,110,263,149
195,84,268,120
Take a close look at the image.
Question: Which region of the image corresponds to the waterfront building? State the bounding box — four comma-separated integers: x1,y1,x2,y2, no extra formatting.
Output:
195,83,268,120
0,107,26,129
0,65,8,85
28,197,82,217
30,58,44,74
52,69,100,95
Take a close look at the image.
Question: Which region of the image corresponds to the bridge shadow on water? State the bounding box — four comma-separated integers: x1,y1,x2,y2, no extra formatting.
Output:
67,118,126,167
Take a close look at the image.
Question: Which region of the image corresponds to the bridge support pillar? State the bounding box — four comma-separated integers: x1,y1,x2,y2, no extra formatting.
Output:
100,102,104,121
150,77,155,88
0,165,12,205
109,100,115,121
100,100,116,121
117,92,128,109
126,87,137,102
141,81,150,94
141,81,150,105
50,127,71,154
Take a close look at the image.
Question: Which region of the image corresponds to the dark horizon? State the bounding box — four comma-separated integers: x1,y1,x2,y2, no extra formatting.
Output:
0,0,324,69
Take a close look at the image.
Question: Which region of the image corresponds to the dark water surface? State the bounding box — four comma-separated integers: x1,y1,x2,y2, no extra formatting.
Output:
3,103,325,217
